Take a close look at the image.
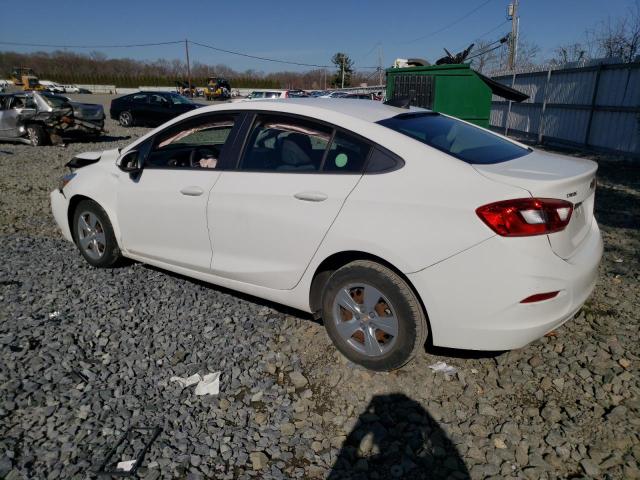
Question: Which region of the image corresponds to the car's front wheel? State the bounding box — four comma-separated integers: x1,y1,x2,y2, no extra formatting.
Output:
118,111,134,127
72,199,121,268
321,260,428,371
26,125,49,146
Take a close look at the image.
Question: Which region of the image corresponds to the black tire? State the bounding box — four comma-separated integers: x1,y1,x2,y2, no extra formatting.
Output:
26,125,49,146
72,199,121,268
118,110,134,127
321,260,428,371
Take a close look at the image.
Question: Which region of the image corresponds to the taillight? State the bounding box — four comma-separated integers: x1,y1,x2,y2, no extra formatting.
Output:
476,198,573,237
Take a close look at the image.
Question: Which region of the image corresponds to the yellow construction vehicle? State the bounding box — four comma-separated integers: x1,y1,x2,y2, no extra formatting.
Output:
11,67,44,91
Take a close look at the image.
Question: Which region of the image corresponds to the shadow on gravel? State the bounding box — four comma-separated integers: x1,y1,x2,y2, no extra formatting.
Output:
595,185,640,231
328,393,469,480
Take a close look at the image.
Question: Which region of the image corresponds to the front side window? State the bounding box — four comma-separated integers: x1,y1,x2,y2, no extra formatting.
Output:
146,114,237,169
149,94,169,106
377,112,530,164
240,114,332,172
169,93,194,105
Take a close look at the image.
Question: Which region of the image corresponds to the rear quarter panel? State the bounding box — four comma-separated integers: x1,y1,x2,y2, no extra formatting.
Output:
309,124,530,275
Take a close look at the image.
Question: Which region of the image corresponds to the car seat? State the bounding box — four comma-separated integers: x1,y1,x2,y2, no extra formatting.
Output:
277,133,315,171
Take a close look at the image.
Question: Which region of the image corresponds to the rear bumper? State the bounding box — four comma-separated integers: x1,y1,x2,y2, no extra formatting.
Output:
408,220,603,351
50,189,73,243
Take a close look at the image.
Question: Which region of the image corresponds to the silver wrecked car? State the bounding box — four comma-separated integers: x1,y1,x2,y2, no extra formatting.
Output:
0,91,105,146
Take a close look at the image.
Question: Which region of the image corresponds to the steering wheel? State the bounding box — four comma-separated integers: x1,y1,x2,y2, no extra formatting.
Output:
189,147,218,167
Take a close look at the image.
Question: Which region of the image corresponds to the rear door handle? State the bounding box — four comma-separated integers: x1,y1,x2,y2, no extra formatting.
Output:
294,191,328,202
180,186,204,196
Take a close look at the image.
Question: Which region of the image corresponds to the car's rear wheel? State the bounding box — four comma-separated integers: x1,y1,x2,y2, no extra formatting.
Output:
321,260,428,371
72,200,121,268
118,111,134,127
27,125,49,146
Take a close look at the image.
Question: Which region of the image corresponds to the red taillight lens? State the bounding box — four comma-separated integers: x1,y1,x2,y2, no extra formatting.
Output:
520,291,560,303
476,198,573,237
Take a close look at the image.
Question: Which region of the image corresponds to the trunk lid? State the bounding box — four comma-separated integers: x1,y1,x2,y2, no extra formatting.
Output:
474,150,598,259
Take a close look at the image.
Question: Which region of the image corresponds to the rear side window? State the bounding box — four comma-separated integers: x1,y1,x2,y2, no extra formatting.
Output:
377,113,530,164
240,114,332,172
131,94,148,103
323,132,371,173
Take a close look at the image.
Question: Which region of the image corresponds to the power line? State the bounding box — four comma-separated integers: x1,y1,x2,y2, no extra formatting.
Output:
1,39,379,71
0,40,183,49
402,0,496,44
190,40,333,69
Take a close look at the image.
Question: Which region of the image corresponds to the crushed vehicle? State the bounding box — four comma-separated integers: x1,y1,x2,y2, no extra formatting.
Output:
0,91,105,146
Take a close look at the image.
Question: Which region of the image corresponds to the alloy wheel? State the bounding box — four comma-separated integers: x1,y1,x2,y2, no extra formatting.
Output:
77,211,106,260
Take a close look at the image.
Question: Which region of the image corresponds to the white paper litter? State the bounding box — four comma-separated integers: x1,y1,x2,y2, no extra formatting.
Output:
169,372,220,396
116,459,136,472
195,372,220,396
169,373,202,388
428,361,458,376
614,258,624,263
49,311,60,319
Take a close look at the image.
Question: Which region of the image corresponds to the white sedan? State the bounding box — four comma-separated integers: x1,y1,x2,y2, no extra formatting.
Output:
50,99,602,371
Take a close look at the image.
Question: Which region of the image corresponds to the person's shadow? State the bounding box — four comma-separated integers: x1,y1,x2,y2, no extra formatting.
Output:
328,393,470,480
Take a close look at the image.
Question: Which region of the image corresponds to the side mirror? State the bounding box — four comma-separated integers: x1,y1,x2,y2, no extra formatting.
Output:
117,150,143,173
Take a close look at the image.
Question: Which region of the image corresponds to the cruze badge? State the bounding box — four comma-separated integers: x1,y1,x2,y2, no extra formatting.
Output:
566,191,577,198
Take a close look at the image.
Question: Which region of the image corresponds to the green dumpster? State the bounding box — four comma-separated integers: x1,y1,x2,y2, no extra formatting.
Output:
385,63,527,128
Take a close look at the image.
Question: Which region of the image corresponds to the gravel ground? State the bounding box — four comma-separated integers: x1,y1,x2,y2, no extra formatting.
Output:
0,95,639,479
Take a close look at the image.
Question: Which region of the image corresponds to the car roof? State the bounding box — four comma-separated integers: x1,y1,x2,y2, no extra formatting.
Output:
228,98,422,123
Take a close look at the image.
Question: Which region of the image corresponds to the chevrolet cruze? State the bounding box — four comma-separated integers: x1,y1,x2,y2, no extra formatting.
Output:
51,99,603,371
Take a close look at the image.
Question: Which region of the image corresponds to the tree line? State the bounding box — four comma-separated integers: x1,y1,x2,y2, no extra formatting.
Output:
0,50,372,89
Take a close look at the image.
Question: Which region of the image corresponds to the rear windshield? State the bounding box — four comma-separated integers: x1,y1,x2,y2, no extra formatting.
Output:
377,112,530,164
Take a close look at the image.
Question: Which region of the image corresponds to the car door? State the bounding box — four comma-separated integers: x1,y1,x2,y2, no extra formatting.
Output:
0,96,35,138
129,93,150,123
208,112,372,290
148,93,173,124
116,112,239,270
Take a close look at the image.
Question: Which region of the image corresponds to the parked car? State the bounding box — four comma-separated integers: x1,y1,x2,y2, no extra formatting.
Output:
110,91,203,127
0,91,104,146
39,81,65,93
319,91,350,98
343,93,377,100
246,90,287,100
51,99,602,371
63,85,81,94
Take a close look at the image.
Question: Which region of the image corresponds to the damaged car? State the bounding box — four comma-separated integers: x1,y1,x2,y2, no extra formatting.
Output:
0,91,105,146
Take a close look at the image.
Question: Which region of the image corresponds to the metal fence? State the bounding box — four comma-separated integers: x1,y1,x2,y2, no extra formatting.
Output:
490,62,640,156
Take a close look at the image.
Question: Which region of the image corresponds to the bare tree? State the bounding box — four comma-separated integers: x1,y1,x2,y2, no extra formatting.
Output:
587,0,640,62
550,42,588,65
514,36,540,68
470,39,500,73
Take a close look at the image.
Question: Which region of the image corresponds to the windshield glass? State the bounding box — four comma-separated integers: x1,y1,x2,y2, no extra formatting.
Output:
169,93,194,105
377,112,530,164
41,94,70,108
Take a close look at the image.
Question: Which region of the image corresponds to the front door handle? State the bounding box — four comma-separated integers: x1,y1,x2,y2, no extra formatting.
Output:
180,186,204,196
294,191,328,202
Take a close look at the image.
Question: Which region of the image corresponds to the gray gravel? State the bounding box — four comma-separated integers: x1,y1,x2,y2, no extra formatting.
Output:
0,95,639,479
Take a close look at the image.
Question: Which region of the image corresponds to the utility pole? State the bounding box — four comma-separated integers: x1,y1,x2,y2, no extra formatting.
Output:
341,56,345,89
323,69,326,90
185,38,192,97
507,0,520,70
377,45,384,86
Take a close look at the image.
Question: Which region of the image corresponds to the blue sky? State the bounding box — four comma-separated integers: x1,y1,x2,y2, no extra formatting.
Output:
1,0,635,72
